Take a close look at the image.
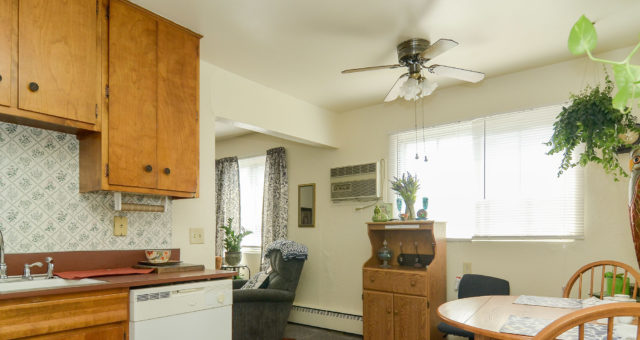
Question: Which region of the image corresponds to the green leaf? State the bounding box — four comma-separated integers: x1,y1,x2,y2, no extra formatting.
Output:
568,15,597,55
612,64,640,110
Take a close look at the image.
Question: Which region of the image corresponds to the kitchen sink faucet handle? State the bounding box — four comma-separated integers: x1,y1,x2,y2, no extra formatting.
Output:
22,262,43,280
45,257,54,279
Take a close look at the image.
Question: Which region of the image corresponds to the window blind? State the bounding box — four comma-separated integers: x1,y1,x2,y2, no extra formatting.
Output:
390,104,584,240
238,155,266,247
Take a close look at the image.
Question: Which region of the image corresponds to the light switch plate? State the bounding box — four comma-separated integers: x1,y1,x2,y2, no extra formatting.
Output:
190,228,204,244
114,216,128,236
463,262,472,274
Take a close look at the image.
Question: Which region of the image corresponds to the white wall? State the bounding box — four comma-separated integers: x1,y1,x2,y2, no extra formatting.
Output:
214,45,640,324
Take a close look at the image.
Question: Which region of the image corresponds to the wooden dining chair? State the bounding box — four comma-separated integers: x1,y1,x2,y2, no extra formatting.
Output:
533,302,640,340
563,260,640,299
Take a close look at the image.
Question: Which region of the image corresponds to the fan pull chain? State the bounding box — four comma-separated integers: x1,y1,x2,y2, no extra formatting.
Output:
422,98,428,162
414,100,419,159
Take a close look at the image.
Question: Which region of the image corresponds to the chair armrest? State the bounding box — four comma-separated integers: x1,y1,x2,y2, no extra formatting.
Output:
233,280,248,289
233,288,295,303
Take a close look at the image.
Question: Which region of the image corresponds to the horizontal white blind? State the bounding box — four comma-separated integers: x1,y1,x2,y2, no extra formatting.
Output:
476,105,583,238
238,155,266,247
390,104,584,239
390,121,479,238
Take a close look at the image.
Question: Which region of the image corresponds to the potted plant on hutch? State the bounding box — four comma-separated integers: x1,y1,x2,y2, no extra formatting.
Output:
391,172,420,220
220,218,252,266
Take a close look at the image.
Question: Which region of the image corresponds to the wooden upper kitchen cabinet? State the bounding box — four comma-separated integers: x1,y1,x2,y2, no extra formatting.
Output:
79,0,201,198
0,0,102,132
0,0,11,107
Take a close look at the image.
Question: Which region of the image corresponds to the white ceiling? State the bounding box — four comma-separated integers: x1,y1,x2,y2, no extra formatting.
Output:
132,0,640,113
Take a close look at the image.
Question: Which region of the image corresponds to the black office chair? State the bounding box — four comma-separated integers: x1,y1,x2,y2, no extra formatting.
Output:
437,274,510,339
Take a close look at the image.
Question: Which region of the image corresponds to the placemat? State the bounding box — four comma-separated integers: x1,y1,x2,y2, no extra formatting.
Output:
500,314,635,340
514,295,583,309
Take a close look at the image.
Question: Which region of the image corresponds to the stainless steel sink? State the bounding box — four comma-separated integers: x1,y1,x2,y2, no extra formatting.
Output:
0,276,106,293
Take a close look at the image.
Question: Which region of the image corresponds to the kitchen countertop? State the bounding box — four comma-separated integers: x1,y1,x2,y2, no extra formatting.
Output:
0,269,237,300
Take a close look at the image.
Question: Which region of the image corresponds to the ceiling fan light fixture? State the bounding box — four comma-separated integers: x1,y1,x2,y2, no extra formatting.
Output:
398,77,438,101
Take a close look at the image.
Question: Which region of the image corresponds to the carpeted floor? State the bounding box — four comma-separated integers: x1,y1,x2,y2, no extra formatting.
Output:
283,323,363,340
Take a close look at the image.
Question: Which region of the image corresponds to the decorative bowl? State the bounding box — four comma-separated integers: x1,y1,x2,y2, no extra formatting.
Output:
145,249,171,264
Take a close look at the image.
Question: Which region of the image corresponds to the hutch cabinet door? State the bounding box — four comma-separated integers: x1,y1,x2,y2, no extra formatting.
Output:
363,290,394,340
156,21,199,193
394,294,429,340
108,0,158,189
0,0,10,107
18,0,99,124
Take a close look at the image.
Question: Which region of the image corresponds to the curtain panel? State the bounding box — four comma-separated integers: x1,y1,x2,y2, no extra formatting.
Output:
261,147,289,269
215,156,241,256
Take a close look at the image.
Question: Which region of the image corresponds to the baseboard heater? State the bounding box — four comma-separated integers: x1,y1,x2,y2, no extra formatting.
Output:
288,305,363,335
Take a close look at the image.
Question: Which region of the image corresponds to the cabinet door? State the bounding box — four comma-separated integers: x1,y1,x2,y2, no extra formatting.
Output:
394,294,429,340
18,0,99,123
156,22,199,193
0,0,11,107
26,322,126,340
108,0,158,189
363,290,394,340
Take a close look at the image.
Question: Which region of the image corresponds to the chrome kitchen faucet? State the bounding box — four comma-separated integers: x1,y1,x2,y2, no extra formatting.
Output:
0,229,6,279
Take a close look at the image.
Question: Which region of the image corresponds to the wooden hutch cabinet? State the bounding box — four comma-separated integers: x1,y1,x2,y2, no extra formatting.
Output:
363,221,446,340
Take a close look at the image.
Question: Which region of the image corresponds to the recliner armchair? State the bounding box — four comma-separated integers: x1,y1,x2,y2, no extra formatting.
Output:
232,249,306,340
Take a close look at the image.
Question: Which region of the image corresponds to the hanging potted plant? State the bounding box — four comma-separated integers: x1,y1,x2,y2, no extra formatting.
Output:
546,74,638,181
390,172,420,220
220,218,252,266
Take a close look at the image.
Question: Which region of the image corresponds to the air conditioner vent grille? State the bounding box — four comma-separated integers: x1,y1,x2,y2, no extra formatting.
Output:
330,161,381,201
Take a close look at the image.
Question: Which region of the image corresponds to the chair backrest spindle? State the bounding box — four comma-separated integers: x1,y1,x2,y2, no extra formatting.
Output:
563,260,640,299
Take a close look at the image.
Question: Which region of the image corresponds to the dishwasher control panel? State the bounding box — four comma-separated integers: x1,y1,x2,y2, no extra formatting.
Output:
129,279,232,322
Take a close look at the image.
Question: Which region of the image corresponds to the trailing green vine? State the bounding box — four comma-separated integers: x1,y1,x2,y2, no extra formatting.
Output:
569,15,640,112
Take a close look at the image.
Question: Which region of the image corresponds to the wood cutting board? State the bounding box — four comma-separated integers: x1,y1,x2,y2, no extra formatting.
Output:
133,262,205,273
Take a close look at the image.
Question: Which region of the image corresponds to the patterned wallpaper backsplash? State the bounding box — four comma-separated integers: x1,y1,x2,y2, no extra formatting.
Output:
0,122,172,253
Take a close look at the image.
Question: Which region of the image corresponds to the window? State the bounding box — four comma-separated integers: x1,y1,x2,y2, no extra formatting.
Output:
390,105,584,240
238,155,266,247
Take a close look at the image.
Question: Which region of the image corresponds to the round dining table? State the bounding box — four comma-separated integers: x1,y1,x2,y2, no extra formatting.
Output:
437,295,578,340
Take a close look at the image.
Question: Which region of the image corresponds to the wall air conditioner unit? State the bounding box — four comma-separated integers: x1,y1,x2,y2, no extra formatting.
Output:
330,161,382,202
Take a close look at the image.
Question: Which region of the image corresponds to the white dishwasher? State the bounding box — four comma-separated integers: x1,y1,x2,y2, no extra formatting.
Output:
129,279,232,340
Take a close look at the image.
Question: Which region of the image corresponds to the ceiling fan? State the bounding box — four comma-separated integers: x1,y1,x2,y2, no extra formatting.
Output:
341,38,485,102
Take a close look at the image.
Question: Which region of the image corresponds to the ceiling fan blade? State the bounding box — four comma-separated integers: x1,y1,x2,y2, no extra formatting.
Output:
427,64,485,83
384,73,409,102
341,64,402,74
420,39,458,60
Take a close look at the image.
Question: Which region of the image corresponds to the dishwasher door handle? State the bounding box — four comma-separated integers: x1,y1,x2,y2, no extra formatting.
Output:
174,287,205,295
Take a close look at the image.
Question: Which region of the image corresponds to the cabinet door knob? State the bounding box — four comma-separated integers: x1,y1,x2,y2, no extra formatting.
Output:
164,168,171,175
394,310,398,316
144,165,153,172
28,82,39,92
369,277,375,282
386,307,392,314
410,280,416,286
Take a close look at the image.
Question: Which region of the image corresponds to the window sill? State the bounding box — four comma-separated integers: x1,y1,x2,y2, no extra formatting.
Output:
241,246,262,254
446,237,582,243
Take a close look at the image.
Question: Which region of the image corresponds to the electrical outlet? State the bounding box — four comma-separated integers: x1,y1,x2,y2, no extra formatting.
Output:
190,228,204,244
463,262,472,274
114,216,127,236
